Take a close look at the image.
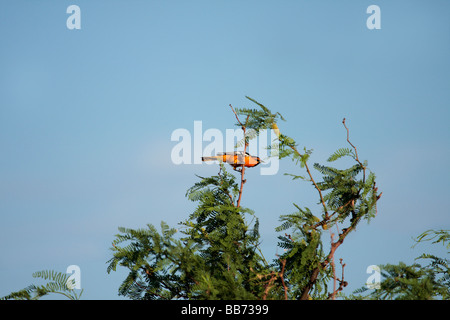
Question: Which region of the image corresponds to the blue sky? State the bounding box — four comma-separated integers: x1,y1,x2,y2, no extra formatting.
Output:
0,1,449,299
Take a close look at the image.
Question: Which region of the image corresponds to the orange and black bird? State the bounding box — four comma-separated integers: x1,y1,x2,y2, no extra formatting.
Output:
201,151,262,172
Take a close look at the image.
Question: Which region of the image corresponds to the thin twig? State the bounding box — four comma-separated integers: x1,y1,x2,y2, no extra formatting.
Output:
229,104,244,126
330,233,337,300
340,259,346,288
342,118,366,184
342,118,360,164
327,258,347,299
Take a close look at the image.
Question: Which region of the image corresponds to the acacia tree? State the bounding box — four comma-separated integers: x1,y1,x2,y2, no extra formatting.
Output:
106,97,382,300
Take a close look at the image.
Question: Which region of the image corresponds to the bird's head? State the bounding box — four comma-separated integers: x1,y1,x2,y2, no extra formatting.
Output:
255,156,263,165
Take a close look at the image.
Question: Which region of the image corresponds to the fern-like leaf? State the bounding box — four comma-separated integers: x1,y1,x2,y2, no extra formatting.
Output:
327,147,355,162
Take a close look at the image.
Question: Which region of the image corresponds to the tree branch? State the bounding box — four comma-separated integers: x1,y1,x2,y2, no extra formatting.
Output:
299,121,371,300
273,122,329,219
299,214,360,300
259,258,288,300
229,104,249,208
328,258,347,300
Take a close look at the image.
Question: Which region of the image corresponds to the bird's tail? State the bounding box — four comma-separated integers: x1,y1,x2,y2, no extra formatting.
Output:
201,156,220,162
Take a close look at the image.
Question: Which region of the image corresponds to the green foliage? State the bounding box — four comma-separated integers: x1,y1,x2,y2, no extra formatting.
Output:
414,229,450,250
315,163,377,223
1,270,82,300
412,229,450,299
275,207,331,299
235,96,285,132
353,261,449,300
182,165,267,299
107,164,269,299
327,148,355,162
352,230,450,300
107,222,202,300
